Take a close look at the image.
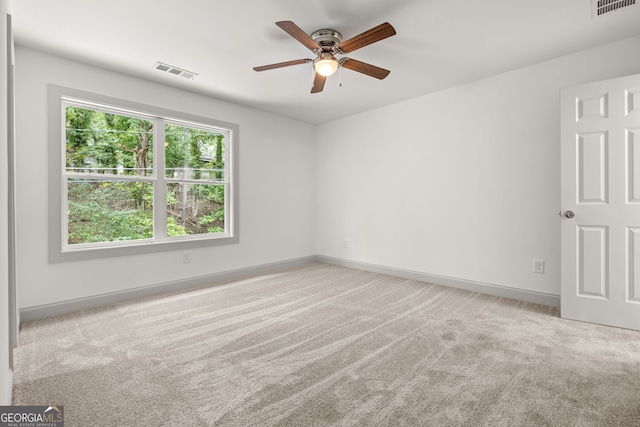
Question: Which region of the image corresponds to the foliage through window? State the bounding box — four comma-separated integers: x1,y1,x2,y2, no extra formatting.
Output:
62,99,234,250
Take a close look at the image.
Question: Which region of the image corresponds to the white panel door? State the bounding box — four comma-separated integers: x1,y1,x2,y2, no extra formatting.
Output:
561,73,640,331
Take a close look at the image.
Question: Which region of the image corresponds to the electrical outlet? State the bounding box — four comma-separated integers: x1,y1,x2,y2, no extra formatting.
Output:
183,252,191,263
342,239,348,248
533,259,545,274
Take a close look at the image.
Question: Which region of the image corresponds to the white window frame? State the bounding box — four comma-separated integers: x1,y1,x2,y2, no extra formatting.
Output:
48,84,239,262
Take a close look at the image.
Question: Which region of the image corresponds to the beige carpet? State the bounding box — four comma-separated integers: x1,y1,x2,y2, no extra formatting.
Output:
12,262,640,426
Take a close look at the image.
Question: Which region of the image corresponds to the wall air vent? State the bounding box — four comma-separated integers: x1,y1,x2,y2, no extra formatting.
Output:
592,0,636,17
154,62,198,80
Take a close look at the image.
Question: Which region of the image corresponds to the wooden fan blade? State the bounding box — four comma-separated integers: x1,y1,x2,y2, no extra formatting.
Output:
338,22,396,54
276,21,321,51
341,58,390,79
253,59,311,72
311,73,326,93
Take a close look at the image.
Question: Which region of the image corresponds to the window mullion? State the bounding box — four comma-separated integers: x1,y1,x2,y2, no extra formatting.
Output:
154,119,167,239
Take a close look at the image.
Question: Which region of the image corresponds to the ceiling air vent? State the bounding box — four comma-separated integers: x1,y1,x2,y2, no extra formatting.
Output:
154,62,198,80
592,0,636,17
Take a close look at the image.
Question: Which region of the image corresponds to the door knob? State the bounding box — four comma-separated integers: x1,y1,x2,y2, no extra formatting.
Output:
564,210,575,218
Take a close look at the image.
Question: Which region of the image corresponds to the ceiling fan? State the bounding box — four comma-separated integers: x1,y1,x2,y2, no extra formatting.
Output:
253,21,396,93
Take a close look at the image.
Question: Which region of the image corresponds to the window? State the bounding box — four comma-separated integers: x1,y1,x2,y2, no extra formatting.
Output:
48,85,238,262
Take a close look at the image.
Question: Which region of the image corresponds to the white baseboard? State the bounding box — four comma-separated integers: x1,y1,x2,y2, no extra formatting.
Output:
316,255,560,308
19,256,316,323
19,254,560,324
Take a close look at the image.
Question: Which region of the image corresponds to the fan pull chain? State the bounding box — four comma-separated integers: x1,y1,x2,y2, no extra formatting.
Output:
339,64,343,87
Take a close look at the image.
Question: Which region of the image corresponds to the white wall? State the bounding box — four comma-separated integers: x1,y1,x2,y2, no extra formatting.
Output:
315,35,640,297
15,47,316,310
0,0,11,406
14,34,640,315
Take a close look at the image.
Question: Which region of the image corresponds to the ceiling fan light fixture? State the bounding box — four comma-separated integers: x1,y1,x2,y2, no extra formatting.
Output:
314,56,339,77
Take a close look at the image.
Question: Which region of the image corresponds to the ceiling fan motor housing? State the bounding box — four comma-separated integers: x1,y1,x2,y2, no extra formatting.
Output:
311,29,343,53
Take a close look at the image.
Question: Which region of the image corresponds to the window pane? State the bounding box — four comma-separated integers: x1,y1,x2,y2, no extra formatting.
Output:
166,183,225,236
67,179,153,245
66,106,153,176
164,123,225,180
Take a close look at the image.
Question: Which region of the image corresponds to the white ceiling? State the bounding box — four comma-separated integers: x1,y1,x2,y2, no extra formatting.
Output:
10,0,640,124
